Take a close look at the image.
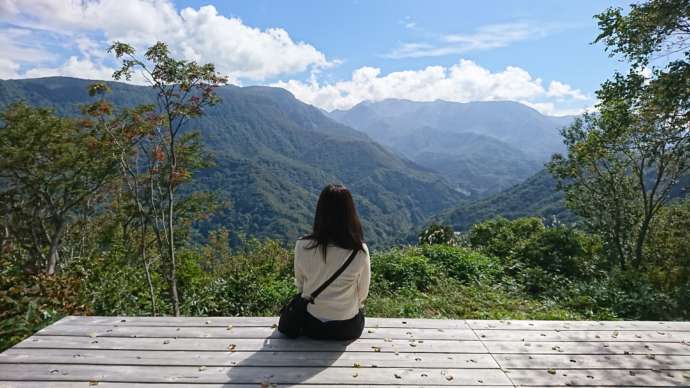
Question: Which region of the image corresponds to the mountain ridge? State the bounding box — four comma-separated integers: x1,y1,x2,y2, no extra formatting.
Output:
0,77,465,247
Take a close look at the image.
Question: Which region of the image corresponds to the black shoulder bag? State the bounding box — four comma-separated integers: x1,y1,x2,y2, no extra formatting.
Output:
278,249,358,338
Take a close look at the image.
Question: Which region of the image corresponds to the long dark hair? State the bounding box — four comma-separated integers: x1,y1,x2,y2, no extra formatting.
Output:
304,184,364,259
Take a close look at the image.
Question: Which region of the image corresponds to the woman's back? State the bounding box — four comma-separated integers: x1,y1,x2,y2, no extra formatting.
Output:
294,238,371,322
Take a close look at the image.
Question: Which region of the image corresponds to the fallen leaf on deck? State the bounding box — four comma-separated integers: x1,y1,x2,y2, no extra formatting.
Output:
548,369,556,375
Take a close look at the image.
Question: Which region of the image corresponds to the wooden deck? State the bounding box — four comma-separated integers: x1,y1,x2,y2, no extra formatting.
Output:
1,317,690,387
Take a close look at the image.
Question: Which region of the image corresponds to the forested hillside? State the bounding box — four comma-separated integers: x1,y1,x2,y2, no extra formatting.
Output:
439,170,571,230
0,77,464,247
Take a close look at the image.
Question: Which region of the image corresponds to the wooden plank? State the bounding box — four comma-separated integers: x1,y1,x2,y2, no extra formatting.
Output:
493,354,690,370
484,341,690,355
467,320,690,331
37,324,477,341
475,329,690,342
507,368,690,386
14,335,488,353
0,348,498,369
0,364,513,385
56,316,471,329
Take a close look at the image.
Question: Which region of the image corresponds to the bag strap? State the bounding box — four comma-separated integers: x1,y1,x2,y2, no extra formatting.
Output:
307,249,359,303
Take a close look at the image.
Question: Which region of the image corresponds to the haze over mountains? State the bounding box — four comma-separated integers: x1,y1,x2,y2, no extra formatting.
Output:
328,99,574,196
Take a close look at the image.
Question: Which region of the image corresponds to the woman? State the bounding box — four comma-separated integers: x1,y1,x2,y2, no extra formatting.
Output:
294,184,371,341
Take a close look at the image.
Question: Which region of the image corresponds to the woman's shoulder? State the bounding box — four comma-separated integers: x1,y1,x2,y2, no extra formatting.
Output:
295,237,314,250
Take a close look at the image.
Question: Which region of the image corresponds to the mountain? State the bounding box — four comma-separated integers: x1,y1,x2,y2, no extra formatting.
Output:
437,169,571,231
0,77,465,247
328,99,574,196
437,169,690,232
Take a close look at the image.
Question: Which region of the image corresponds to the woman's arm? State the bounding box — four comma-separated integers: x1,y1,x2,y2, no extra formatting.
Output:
356,249,371,305
294,242,305,293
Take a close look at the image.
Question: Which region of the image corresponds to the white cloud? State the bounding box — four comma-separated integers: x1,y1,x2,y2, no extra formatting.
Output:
0,58,19,79
24,56,116,80
273,59,592,116
400,16,417,29
546,80,587,100
387,22,557,59
1,0,331,81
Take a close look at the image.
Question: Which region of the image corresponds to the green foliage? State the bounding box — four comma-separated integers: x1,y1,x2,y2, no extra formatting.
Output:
550,0,690,270
420,244,500,283
440,170,572,232
418,223,456,245
0,102,120,274
0,258,92,351
371,249,439,291
468,216,544,261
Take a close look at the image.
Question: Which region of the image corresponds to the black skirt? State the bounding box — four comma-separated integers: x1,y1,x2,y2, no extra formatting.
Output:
302,309,365,341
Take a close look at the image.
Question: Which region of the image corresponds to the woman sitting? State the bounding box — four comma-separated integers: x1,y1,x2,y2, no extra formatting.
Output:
293,184,371,341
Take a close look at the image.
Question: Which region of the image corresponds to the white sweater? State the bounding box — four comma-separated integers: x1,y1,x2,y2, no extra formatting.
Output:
294,239,371,322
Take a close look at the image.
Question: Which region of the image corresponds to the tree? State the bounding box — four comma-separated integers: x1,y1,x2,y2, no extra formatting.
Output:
108,42,227,316
0,103,120,274
548,0,690,269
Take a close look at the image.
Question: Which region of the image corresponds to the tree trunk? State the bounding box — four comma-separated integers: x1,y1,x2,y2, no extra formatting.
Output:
168,144,180,316
46,217,66,275
141,220,157,316
633,215,652,269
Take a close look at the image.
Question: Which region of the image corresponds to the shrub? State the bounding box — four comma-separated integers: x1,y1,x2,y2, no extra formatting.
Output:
371,249,439,291
468,217,544,265
518,226,590,277
0,271,92,351
420,244,501,283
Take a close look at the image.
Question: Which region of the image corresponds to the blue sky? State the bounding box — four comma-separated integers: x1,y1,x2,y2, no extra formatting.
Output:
0,0,630,115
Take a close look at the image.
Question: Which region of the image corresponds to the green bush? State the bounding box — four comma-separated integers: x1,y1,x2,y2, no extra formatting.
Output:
371,249,439,291
420,244,501,283
0,269,92,351
519,226,593,278
468,217,544,267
